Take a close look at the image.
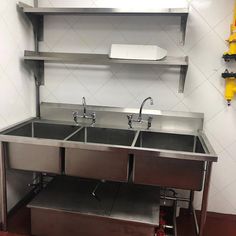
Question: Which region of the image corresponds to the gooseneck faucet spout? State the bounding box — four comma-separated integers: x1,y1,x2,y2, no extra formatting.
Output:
138,97,154,122
127,97,154,129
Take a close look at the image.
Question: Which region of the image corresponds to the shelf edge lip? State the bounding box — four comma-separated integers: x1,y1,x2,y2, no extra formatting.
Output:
18,3,189,15
24,51,188,66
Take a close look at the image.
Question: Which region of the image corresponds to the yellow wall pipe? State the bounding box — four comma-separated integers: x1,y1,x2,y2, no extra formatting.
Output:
224,1,236,60
222,2,236,105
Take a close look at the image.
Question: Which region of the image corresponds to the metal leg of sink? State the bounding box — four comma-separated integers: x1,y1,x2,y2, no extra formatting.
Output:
0,142,7,231
199,162,212,236
173,200,178,236
189,190,194,212
189,191,200,236
193,206,199,236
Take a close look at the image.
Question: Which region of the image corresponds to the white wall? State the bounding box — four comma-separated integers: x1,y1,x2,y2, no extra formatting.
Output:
0,0,35,210
38,0,236,215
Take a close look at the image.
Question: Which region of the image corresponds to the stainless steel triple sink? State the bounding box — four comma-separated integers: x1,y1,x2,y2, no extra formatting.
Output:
1,119,217,191
4,121,204,153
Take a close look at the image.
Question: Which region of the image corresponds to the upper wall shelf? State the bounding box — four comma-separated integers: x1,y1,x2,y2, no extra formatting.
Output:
19,2,188,15
24,50,188,93
18,2,189,45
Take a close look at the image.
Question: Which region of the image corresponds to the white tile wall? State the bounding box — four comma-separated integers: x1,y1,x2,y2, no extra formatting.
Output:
0,0,35,211
37,0,236,215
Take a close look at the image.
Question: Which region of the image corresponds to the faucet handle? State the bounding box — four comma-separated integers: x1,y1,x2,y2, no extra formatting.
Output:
147,116,153,129
127,114,133,129
73,111,78,120
72,111,79,125
91,112,96,126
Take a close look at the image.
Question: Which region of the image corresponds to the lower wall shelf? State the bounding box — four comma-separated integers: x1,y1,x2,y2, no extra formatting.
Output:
24,50,189,93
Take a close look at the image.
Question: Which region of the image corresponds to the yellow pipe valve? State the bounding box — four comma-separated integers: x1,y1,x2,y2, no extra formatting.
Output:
222,70,236,105
225,78,236,105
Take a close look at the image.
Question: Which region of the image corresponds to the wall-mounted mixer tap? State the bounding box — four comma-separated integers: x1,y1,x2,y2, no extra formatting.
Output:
73,97,96,126
127,97,154,129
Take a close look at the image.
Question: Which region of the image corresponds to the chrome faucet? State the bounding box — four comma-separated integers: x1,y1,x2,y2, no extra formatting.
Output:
127,97,154,129
73,97,96,126
138,97,154,122
82,96,87,117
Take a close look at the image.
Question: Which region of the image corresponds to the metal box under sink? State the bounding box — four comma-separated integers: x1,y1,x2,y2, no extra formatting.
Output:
28,176,160,236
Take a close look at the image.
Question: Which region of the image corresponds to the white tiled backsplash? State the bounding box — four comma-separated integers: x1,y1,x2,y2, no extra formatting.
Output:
1,0,236,214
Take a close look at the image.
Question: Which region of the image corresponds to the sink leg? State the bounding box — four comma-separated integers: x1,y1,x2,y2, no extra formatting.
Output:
189,190,194,213
0,142,7,231
199,162,212,236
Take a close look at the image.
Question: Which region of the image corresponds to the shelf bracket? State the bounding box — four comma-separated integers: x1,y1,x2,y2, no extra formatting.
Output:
18,2,44,42
26,60,44,86
180,14,188,45
179,65,188,93
28,14,44,43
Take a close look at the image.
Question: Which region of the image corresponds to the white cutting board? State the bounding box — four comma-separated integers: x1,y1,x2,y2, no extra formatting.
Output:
109,44,167,61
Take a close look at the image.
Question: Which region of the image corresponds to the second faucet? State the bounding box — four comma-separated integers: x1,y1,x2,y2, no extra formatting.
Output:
73,97,96,126
127,97,154,129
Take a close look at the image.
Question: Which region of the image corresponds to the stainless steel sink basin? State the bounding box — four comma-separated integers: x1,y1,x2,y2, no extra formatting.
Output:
133,131,207,190
135,131,205,153
3,121,79,174
66,127,135,181
68,127,136,146
4,122,79,140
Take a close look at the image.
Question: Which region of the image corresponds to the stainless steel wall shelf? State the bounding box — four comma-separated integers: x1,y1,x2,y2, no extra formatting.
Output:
18,2,189,45
24,50,189,93
19,4,188,15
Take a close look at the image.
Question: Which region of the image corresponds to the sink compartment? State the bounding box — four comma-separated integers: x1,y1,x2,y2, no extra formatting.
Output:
135,131,205,153
28,176,160,236
133,131,205,190
5,122,79,173
65,147,130,182
5,122,79,140
133,155,205,190
68,127,136,146
8,142,61,174
65,127,135,181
